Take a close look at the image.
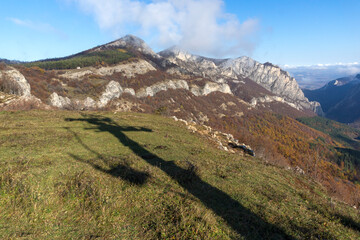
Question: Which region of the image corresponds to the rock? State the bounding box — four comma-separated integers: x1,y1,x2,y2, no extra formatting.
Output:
124,88,136,96
61,59,156,79
221,58,321,112
136,80,189,98
98,81,123,107
159,47,321,113
48,92,71,108
203,82,232,96
190,82,232,96
294,166,305,175
83,97,96,109
0,67,31,97
250,95,299,109
0,95,47,110
228,142,255,156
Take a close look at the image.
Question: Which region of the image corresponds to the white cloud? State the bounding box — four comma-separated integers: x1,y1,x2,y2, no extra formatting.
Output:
8,18,67,39
283,62,360,89
64,0,260,57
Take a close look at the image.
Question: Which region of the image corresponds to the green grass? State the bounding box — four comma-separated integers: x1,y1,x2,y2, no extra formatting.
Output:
23,49,133,70
0,111,359,239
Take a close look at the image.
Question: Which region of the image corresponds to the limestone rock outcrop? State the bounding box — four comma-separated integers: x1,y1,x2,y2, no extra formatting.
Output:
0,67,31,97
190,82,232,96
136,80,189,98
49,92,71,108
159,48,322,114
61,59,156,80
98,81,124,108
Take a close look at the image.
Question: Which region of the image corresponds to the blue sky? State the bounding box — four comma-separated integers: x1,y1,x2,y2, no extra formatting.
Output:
1,0,359,67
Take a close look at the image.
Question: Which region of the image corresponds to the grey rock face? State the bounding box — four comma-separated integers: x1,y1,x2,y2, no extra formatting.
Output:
98,81,124,108
83,97,96,109
159,48,322,113
0,67,31,97
190,82,232,96
95,79,232,108
220,57,320,112
49,92,71,108
136,80,189,98
61,59,156,80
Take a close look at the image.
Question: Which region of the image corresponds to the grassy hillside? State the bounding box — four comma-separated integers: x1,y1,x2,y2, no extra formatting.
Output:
23,49,133,70
0,111,359,239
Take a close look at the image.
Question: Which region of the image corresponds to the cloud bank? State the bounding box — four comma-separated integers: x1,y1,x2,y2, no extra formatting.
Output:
284,62,360,89
65,0,260,57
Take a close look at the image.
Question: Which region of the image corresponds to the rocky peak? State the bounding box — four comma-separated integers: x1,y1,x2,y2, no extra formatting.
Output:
159,46,199,62
105,35,159,58
159,49,322,114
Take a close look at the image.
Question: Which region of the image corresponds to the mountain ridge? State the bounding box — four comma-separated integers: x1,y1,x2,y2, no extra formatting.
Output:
304,74,360,123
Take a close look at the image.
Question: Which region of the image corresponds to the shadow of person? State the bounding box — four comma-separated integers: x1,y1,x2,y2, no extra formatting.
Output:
65,114,293,239
65,126,150,185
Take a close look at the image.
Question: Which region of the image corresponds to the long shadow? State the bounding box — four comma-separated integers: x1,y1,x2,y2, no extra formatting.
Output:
334,213,360,232
65,114,293,239
65,127,150,185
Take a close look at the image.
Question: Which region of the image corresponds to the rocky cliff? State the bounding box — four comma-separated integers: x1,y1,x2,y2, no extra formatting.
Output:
159,48,322,115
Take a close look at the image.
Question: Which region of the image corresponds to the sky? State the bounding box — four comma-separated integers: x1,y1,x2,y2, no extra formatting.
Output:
0,0,359,69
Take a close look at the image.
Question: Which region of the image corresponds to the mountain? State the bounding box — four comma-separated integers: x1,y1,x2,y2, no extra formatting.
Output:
159,47,322,115
2,35,360,208
304,74,360,123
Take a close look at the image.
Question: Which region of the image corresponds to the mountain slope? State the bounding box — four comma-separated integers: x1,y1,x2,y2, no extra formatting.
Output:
0,110,359,239
304,74,360,123
2,35,360,206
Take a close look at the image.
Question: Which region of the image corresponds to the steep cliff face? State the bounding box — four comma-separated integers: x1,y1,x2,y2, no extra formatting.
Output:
159,48,323,115
220,58,322,114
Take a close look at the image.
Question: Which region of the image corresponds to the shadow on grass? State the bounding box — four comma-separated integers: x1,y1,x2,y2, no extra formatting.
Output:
335,213,360,232
65,114,293,239
65,127,150,185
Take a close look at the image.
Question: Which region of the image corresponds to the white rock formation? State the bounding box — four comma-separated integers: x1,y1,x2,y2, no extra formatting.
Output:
136,80,189,98
190,82,232,96
0,67,31,97
250,95,298,109
95,79,232,108
61,59,156,79
220,58,322,114
159,48,322,114
98,81,124,107
123,88,136,96
49,92,71,108
83,97,96,109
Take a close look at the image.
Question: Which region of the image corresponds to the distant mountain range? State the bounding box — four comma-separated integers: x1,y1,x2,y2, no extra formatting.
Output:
304,74,360,123
285,63,360,90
